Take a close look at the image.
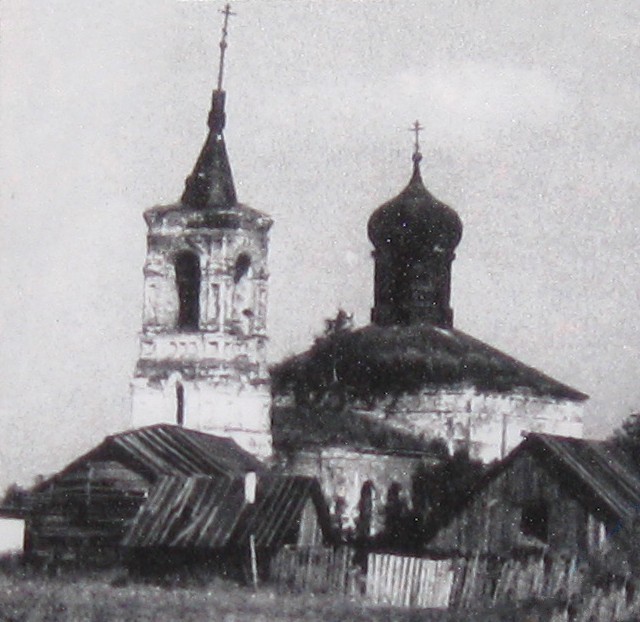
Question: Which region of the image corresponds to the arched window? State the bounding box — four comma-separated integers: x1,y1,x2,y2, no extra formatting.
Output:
175,383,185,426
175,251,200,330
356,481,376,540
384,482,407,544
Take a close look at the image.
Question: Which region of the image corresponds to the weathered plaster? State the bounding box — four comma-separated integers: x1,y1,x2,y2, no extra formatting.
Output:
353,387,584,462
131,204,273,459
284,447,437,535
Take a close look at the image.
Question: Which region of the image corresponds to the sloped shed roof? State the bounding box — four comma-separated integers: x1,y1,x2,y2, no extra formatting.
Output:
123,474,332,550
272,404,446,454
524,433,640,525
107,425,265,479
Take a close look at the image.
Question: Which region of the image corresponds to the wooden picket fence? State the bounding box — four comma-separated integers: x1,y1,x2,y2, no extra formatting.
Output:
492,555,585,603
270,547,640,620
548,582,640,622
269,545,355,594
365,553,454,608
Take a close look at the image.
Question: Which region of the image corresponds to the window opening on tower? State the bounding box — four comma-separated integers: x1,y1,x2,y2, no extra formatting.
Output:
233,253,251,284
175,251,200,330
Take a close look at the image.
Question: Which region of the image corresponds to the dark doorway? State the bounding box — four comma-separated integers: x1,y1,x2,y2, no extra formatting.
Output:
175,251,200,330
176,383,185,426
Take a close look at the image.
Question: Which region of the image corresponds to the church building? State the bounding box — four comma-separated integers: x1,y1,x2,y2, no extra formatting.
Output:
125,7,588,535
271,131,587,532
130,9,273,460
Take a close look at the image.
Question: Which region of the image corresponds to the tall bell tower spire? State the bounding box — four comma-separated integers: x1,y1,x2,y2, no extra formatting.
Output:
182,3,237,210
131,4,273,460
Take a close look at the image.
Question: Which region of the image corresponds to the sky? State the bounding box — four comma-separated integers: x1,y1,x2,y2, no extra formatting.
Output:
1,0,639,491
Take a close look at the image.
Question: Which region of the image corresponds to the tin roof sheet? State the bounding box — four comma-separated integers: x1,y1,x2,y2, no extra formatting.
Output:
123,474,331,550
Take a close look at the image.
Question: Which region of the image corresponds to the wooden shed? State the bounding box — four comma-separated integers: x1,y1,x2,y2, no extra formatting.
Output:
17,424,264,568
426,433,640,560
122,473,335,579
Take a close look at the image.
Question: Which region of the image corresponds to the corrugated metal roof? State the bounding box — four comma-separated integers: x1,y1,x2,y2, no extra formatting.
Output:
528,433,640,524
25,425,265,505
122,476,243,548
123,474,331,550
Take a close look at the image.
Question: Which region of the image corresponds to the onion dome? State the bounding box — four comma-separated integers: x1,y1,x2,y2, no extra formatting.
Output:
368,152,462,254
368,130,463,328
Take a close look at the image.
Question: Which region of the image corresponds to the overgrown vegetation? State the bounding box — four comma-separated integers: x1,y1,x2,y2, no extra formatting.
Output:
411,449,488,541
613,412,640,465
361,449,487,553
270,310,581,407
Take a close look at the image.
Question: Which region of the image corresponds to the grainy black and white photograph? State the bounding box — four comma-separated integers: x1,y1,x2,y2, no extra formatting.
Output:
1,1,639,620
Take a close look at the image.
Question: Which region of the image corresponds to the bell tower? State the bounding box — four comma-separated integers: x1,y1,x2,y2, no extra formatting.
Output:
131,5,273,459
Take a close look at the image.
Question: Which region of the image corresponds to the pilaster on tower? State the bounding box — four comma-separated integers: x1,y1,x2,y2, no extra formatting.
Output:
130,5,273,460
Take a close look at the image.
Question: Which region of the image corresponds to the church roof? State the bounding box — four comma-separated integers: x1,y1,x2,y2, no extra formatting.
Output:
181,89,237,211
271,323,587,403
163,16,270,225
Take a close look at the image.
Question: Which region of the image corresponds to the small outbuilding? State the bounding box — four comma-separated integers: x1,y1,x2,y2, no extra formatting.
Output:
16,424,265,568
122,473,335,579
426,433,640,560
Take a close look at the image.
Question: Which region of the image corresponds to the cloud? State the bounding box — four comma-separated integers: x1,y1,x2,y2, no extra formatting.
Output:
393,60,573,145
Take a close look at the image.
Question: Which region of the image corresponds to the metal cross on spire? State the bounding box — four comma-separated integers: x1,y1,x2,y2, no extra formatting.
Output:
409,120,424,156
216,3,236,91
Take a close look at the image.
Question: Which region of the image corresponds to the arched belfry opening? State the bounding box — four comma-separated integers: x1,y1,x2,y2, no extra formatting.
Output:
175,251,201,330
233,253,252,284
130,4,274,460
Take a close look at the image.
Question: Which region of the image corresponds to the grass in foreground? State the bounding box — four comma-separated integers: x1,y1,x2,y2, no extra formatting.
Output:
0,564,555,622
